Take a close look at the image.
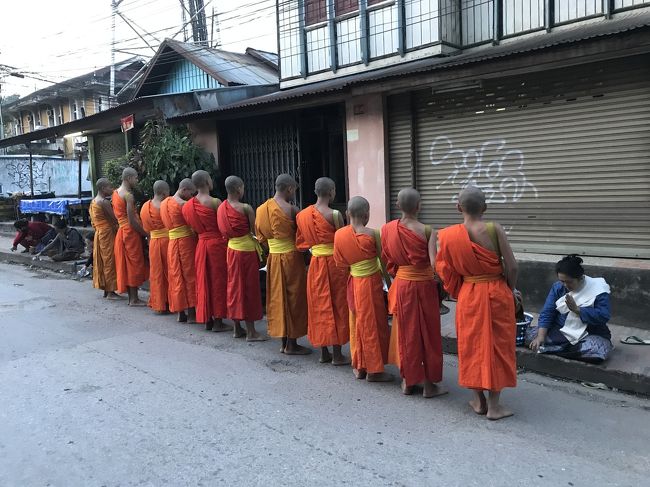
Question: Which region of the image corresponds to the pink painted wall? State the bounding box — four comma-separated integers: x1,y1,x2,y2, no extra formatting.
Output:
345,94,388,228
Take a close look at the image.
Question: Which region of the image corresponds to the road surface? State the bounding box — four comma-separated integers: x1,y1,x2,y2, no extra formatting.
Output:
0,262,648,486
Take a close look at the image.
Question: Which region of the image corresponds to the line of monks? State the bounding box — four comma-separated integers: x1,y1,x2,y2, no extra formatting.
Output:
88,167,519,421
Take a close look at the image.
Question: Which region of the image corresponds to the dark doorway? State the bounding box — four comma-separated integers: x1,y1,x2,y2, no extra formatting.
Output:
297,104,346,212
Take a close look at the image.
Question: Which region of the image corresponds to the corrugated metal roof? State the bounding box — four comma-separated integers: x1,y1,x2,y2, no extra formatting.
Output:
167,40,278,86
169,9,650,122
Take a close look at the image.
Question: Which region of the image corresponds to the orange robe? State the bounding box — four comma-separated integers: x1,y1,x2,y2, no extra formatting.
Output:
333,226,389,374
435,224,516,391
89,200,117,292
182,197,228,323
295,206,349,347
381,220,442,386
255,199,307,339
140,200,169,312
112,190,147,293
160,197,197,313
217,200,263,322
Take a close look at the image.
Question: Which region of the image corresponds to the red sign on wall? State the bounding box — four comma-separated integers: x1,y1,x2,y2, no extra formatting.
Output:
121,114,134,132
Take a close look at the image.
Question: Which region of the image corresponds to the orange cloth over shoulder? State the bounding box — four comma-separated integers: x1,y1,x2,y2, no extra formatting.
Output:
381,220,442,386
333,226,389,374
435,224,516,392
295,205,349,347
182,197,227,323
112,190,147,293
140,200,169,312
255,198,307,339
89,200,117,293
160,197,197,313
217,200,263,322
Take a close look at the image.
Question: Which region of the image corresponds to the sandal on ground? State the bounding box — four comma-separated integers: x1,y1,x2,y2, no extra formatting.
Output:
620,336,650,345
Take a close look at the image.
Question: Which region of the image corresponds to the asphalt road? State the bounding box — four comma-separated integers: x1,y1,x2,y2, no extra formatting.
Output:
0,262,648,487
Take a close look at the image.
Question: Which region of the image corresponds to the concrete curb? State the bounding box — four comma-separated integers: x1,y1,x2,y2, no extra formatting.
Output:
1,249,78,274
442,336,650,397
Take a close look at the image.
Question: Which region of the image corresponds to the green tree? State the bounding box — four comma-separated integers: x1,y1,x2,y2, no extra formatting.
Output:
103,120,216,200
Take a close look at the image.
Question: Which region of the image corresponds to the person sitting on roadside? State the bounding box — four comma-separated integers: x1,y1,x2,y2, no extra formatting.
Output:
36,219,85,262
527,255,612,364
11,219,55,253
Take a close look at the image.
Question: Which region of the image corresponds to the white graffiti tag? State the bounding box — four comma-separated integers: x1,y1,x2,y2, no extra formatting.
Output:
429,136,538,204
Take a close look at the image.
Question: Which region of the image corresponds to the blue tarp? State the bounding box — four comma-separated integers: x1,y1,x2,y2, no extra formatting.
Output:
20,197,92,216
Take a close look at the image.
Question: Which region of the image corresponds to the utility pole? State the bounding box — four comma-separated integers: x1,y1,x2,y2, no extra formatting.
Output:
109,0,125,104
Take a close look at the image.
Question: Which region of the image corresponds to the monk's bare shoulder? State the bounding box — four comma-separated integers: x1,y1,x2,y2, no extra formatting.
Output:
357,226,376,237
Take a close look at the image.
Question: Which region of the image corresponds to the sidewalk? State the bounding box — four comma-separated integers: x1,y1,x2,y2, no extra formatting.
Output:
1,233,648,396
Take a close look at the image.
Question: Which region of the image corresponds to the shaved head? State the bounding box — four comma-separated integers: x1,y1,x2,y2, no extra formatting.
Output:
458,186,486,216
275,173,297,192
191,170,211,188
153,180,170,197
122,167,138,181
397,188,421,214
347,196,370,218
225,175,244,195
314,177,335,198
178,178,195,191
96,178,111,192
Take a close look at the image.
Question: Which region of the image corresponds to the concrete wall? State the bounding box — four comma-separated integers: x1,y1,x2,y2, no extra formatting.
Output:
0,155,91,196
345,93,388,228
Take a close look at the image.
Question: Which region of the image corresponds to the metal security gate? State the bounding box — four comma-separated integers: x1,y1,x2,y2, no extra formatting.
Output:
387,55,650,258
222,114,301,209
94,133,127,179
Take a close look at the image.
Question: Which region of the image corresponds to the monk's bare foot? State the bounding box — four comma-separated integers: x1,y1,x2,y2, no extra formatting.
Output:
486,391,512,420
233,322,246,338
319,347,332,364
185,308,197,324
423,382,448,398
284,343,312,355
177,311,188,323
128,299,146,307
332,354,351,366
469,391,487,415
155,310,170,315
211,320,233,333
353,368,367,380
367,372,393,383
205,319,214,331
280,337,288,354
106,292,124,300
487,405,514,421
246,331,269,342
401,379,414,395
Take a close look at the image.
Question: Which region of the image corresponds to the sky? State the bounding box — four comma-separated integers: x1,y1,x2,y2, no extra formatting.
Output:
0,0,278,98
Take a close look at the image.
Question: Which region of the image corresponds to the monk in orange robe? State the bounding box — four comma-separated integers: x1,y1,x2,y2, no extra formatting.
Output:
89,178,121,299
436,186,518,420
255,174,309,355
382,188,446,397
160,178,198,323
333,196,392,382
182,170,231,332
140,180,170,314
113,168,148,305
217,176,266,341
295,177,350,365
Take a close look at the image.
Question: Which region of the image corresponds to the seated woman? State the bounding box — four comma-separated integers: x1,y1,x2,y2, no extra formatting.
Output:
527,255,613,364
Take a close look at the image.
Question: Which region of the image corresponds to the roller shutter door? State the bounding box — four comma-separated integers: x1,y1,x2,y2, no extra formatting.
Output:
387,93,414,217
388,56,650,258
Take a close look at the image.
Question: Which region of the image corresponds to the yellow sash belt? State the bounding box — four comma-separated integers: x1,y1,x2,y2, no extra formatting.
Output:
464,273,502,283
311,243,334,257
228,234,263,261
350,258,381,277
149,228,169,239
396,265,434,281
117,217,129,228
268,238,296,254
169,225,194,240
